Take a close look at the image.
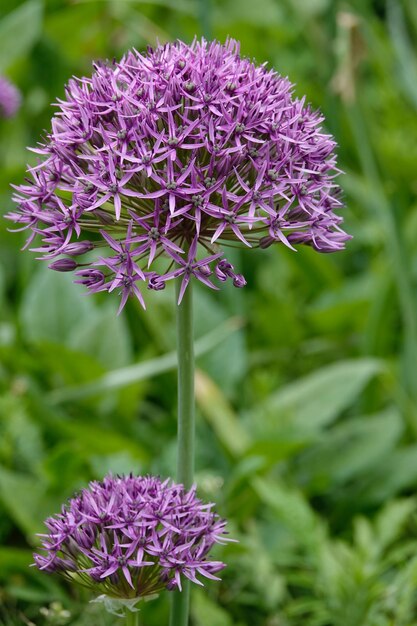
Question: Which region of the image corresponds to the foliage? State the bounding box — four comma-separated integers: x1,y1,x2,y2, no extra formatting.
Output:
1,0,417,624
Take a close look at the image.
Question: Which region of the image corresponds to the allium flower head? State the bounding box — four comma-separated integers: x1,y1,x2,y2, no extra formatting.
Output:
34,474,231,601
7,39,349,310
0,76,21,118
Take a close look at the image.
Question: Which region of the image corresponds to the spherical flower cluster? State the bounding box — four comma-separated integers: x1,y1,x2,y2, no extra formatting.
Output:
34,474,231,600
7,39,348,311
0,76,20,118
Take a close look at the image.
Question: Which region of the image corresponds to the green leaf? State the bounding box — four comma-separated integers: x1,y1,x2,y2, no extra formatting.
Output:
89,451,143,477
253,477,326,554
374,498,416,552
69,303,132,369
214,0,284,27
20,266,94,346
288,0,331,18
109,0,195,13
392,555,417,623
5,581,68,604
196,370,250,457
387,0,417,110
36,342,106,387
295,408,403,489
359,444,417,504
0,395,45,470
194,289,247,394
192,589,234,626
240,528,286,609
0,0,43,72
0,467,48,537
248,359,383,434
49,420,149,462
0,547,33,578
308,275,374,334
48,317,242,403
246,435,309,466
41,444,90,491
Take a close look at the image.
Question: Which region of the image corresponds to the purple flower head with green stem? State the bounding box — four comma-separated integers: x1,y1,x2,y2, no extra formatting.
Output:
34,474,233,611
6,38,349,312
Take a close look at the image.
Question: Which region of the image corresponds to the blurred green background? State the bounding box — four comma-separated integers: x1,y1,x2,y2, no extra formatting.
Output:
1,0,417,624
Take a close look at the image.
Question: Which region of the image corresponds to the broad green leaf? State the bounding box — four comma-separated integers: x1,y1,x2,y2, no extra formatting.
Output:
253,477,326,554
48,317,242,403
5,581,68,604
0,467,48,537
227,456,268,496
70,303,132,369
194,289,246,394
308,275,374,333
246,435,309,466
359,444,417,505
89,451,143,478
192,589,234,626
36,342,106,387
295,408,403,489
0,547,32,578
20,266,94,346
0,0,43,72
0,395,45,470
248,359,383,434
374,498,416,552
288,0,330,18
109,0,195,13
41,444,90,491
49,419,149,462
214,0,284,27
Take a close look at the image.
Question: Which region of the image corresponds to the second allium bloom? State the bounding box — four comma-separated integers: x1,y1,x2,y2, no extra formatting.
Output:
34,475,231,600
8,39,349,310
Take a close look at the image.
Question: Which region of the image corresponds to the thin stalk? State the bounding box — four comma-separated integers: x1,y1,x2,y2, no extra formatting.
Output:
169,278,195,626
174,277,195,489
125,611,140,626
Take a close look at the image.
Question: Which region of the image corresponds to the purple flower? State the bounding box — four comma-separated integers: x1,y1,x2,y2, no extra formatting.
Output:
7,39,349,311
33,474,233,600
0,76,20,118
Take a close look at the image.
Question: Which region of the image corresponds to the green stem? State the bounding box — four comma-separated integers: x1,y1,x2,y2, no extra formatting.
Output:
174,278,195,489
125,610,140,626
169,278,195,626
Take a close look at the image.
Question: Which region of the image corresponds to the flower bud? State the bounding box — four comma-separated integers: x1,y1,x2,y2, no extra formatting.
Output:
148,275,166,290
233,274,247,288
259,236,273,249
198,264,211,277
64,241,94,256
48,258,77,272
